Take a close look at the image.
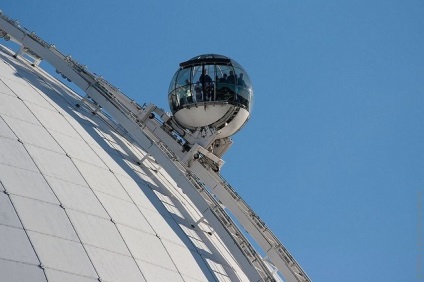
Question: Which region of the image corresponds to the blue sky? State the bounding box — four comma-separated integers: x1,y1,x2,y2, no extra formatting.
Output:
2,1,423,281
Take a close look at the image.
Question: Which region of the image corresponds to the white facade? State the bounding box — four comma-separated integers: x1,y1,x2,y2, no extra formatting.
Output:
0,44,262,282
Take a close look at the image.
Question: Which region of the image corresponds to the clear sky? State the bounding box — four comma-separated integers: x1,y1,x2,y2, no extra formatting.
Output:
2,1,423,281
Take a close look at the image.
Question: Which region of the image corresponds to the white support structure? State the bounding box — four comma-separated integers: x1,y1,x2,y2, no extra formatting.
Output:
0,11,311,282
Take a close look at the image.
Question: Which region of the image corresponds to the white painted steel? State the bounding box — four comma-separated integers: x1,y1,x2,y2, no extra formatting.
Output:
0,164,59,204
44,269,98,282
215,107,250,138
0,259,46,282
174,104,233,128
28,231,98,278
0,192,21,227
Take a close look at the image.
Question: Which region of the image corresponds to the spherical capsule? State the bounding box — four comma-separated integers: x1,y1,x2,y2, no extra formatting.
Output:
168,54,253,138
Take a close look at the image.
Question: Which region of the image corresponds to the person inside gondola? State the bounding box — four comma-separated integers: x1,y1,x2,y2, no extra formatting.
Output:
227,70,237,84
238,73,246,87
219,73,228,83
199,70,213,101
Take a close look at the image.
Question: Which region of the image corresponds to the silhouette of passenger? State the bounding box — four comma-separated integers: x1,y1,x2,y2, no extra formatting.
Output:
219,73,228,83
227,71,237,84
199,70,213,101
238,73,246,87
199,70,212,85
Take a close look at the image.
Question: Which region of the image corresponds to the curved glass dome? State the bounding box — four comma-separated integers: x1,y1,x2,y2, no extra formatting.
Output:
168,54,254,115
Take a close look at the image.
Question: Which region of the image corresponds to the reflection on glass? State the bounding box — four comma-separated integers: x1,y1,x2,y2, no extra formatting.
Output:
168,55,253,112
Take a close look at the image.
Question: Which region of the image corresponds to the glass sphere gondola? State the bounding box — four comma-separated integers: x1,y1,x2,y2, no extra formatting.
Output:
168,54,253,138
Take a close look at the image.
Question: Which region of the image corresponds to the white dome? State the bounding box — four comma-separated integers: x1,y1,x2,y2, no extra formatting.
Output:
0,45,260,282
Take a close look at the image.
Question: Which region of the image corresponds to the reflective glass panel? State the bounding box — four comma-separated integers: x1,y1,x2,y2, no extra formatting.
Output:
168,55,254,113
